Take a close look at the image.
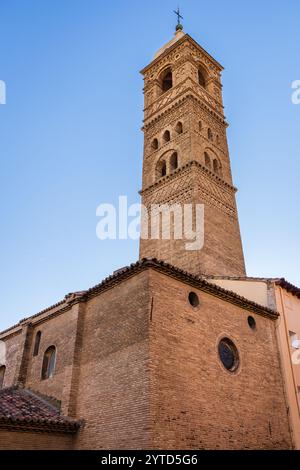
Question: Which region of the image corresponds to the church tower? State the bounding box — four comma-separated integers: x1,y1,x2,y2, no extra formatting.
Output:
139,22,246,277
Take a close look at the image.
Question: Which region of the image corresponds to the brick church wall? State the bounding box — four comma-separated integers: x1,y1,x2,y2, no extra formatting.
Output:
21,305,82,412
0,266,294,449
148,270,292,449
0,29,294,451
73,270,152,449
1,302,86,415
0,331,23,388
0,430,73,450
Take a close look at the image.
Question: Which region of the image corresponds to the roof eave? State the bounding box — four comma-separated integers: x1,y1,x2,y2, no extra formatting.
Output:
0,417,81,434
0,259,279,338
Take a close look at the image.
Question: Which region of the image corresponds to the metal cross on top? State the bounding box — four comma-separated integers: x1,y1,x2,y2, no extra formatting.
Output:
173,6,183,27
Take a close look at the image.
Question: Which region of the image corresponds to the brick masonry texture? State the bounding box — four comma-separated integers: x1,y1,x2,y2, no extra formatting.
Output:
148,270,292,449
0,430,73,450
139,34,246,277
73,271,151,449
0,32,293,450
0,386,78,426
0,265,293,449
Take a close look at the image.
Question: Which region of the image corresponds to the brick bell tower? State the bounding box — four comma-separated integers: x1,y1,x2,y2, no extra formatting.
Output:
139,22,246,277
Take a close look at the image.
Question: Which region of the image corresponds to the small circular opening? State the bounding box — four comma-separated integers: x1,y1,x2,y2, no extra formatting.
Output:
188,292,199,308
218,338,239,372
248,316,256,330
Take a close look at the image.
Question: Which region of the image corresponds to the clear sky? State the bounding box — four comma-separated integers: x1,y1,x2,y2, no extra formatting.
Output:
0,0,299,331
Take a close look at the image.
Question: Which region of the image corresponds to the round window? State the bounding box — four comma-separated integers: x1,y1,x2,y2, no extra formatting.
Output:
188,292,199,308
218,338,239,372
248,316,256,330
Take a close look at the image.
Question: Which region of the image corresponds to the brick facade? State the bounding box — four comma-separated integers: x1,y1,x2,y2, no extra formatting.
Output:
0,430,73,450
148,270,291,449
0,262,293,449
0,30,293,450
139,33,246,277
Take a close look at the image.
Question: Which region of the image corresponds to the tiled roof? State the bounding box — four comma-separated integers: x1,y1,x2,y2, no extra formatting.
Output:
87,259,278,318
276,278,300,299
0,258,280,337
0,386,81,433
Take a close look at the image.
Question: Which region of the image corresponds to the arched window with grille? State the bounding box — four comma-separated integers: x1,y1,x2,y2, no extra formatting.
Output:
41,346,56,380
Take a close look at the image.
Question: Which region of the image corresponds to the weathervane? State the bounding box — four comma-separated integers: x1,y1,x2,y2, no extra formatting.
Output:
173,6,183,31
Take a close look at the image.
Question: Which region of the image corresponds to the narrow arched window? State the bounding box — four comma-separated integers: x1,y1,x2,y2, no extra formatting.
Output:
163,130,171,143
161,68,173,92
156,159,167,179
151,138,159,150
175,121,183,134
33,331,41,357
213,159,220,175
208,128,213,141
41,346,56,380
204,152,211,169
170,152,178,171
0,366,6,389
198,70,206,88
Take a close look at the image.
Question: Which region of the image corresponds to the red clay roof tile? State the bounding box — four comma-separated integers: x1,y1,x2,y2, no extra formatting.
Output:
0,386,81,433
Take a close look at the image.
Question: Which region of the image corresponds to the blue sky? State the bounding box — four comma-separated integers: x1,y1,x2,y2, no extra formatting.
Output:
0,0,299,331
